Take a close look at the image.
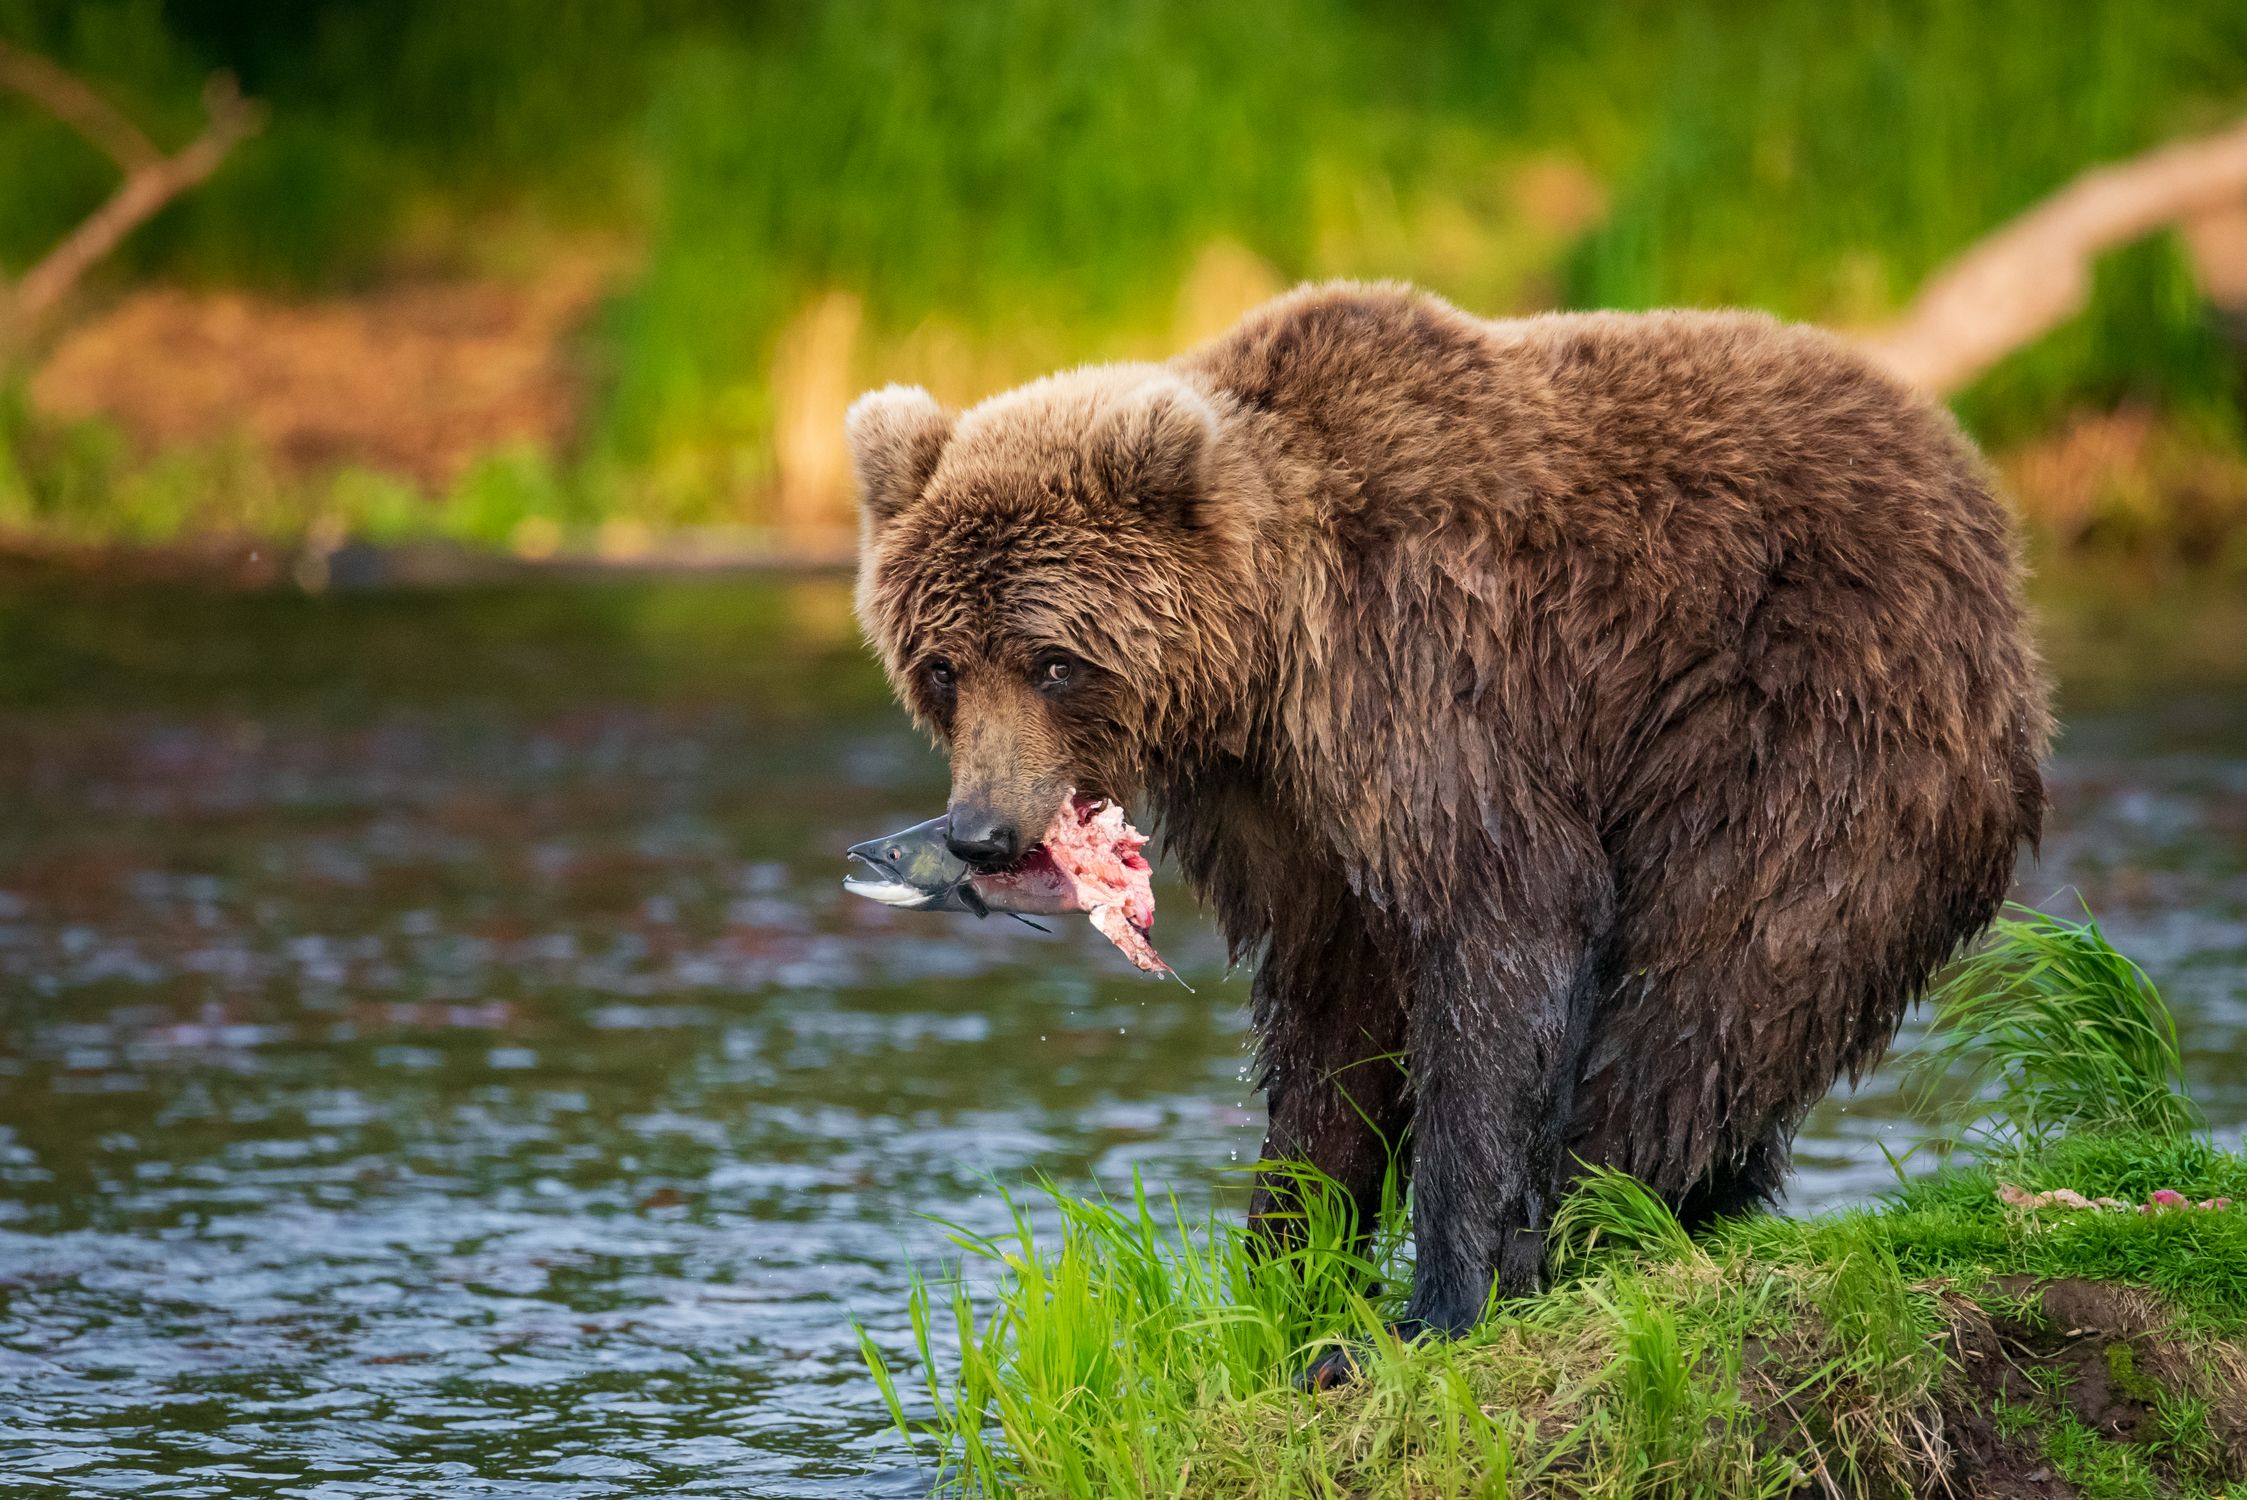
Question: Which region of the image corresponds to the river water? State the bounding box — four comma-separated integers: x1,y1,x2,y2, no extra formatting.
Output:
0,571,2241,1497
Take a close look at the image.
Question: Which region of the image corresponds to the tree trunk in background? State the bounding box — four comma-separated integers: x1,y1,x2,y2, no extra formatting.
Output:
1861,114,2247,395
771,291,864,537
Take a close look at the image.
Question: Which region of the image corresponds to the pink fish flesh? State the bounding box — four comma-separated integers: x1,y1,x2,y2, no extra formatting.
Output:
970,795,1168,973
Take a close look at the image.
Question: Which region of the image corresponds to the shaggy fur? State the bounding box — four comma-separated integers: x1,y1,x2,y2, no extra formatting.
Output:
850,282,2050,1337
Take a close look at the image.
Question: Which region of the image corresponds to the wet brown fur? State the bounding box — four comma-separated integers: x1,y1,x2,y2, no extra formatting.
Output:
850,282,2051,1334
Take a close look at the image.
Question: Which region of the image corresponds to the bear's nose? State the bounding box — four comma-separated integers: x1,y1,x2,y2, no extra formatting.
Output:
944,812,1021,869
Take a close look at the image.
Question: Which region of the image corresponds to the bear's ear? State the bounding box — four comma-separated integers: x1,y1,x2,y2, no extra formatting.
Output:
846,385,954,528
1088,376,1216,527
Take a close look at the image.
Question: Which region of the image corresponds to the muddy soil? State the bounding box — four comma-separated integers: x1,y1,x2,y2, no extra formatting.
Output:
1936,1277,2247,1498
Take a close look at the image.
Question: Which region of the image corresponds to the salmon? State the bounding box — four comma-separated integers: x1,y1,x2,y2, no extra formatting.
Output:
843,794,1170,975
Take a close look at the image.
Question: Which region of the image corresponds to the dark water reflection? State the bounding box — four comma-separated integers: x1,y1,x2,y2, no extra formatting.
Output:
0,573,2240,1497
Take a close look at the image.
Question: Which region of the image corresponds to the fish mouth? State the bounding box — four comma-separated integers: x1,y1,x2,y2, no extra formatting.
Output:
841,874,930,907
842,850,930,906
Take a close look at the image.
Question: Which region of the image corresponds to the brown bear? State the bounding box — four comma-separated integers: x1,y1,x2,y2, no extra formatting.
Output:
847,281,2049,1350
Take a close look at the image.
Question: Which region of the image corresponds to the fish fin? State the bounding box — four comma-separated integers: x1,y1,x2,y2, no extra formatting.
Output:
956,883,991,919
1007,914,1052,933
1166,968,1196,993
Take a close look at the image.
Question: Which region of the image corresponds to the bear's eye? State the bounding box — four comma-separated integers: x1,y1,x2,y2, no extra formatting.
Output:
1034,653,1079,693
925,658,956,692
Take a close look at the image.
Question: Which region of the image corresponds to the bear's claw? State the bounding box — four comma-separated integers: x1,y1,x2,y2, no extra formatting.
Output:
1296,1321,1434,1391
1297,1343,1365,1392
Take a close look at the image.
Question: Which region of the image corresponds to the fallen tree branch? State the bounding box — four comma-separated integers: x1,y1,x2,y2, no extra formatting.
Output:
1860,114,2247,394
0,50,262,342
0,40,160,172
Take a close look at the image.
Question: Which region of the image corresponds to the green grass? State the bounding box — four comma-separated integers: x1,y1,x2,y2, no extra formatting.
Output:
860,913,2247,1497
606,0,2247,497
1912,904,2204,1148
1,3,2245,538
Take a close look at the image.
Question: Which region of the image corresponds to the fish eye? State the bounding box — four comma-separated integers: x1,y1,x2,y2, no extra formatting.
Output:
887,847,902,861
1034,652,1079,692
925,659,956,691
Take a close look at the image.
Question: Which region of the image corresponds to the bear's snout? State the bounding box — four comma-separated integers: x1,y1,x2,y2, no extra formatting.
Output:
943,807,1022,869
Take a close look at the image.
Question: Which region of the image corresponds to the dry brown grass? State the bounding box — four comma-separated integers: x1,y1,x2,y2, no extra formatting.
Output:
31,251,617,487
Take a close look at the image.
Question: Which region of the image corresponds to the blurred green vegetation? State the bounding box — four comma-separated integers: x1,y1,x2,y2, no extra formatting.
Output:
0,0,2243,543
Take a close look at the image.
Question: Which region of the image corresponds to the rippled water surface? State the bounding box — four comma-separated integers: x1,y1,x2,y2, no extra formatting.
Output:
0,572,2242,1497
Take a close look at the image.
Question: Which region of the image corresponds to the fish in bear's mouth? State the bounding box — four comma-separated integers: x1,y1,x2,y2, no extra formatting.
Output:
842,793,1171,975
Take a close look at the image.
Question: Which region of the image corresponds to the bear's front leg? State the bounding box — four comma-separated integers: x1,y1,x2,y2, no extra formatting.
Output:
1246,926,1413,1258
1400,880,1606,1336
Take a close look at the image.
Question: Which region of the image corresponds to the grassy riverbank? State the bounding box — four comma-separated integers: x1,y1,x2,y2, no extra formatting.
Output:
864,913,2247,1497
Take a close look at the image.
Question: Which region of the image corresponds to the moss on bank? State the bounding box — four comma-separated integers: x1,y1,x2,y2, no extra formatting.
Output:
863,915,2247,1497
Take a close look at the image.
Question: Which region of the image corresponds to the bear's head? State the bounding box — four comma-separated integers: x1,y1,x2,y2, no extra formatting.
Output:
848,363,1269,869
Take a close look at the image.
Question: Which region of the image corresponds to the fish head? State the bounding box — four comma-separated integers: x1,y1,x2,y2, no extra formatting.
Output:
843,815,970,908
